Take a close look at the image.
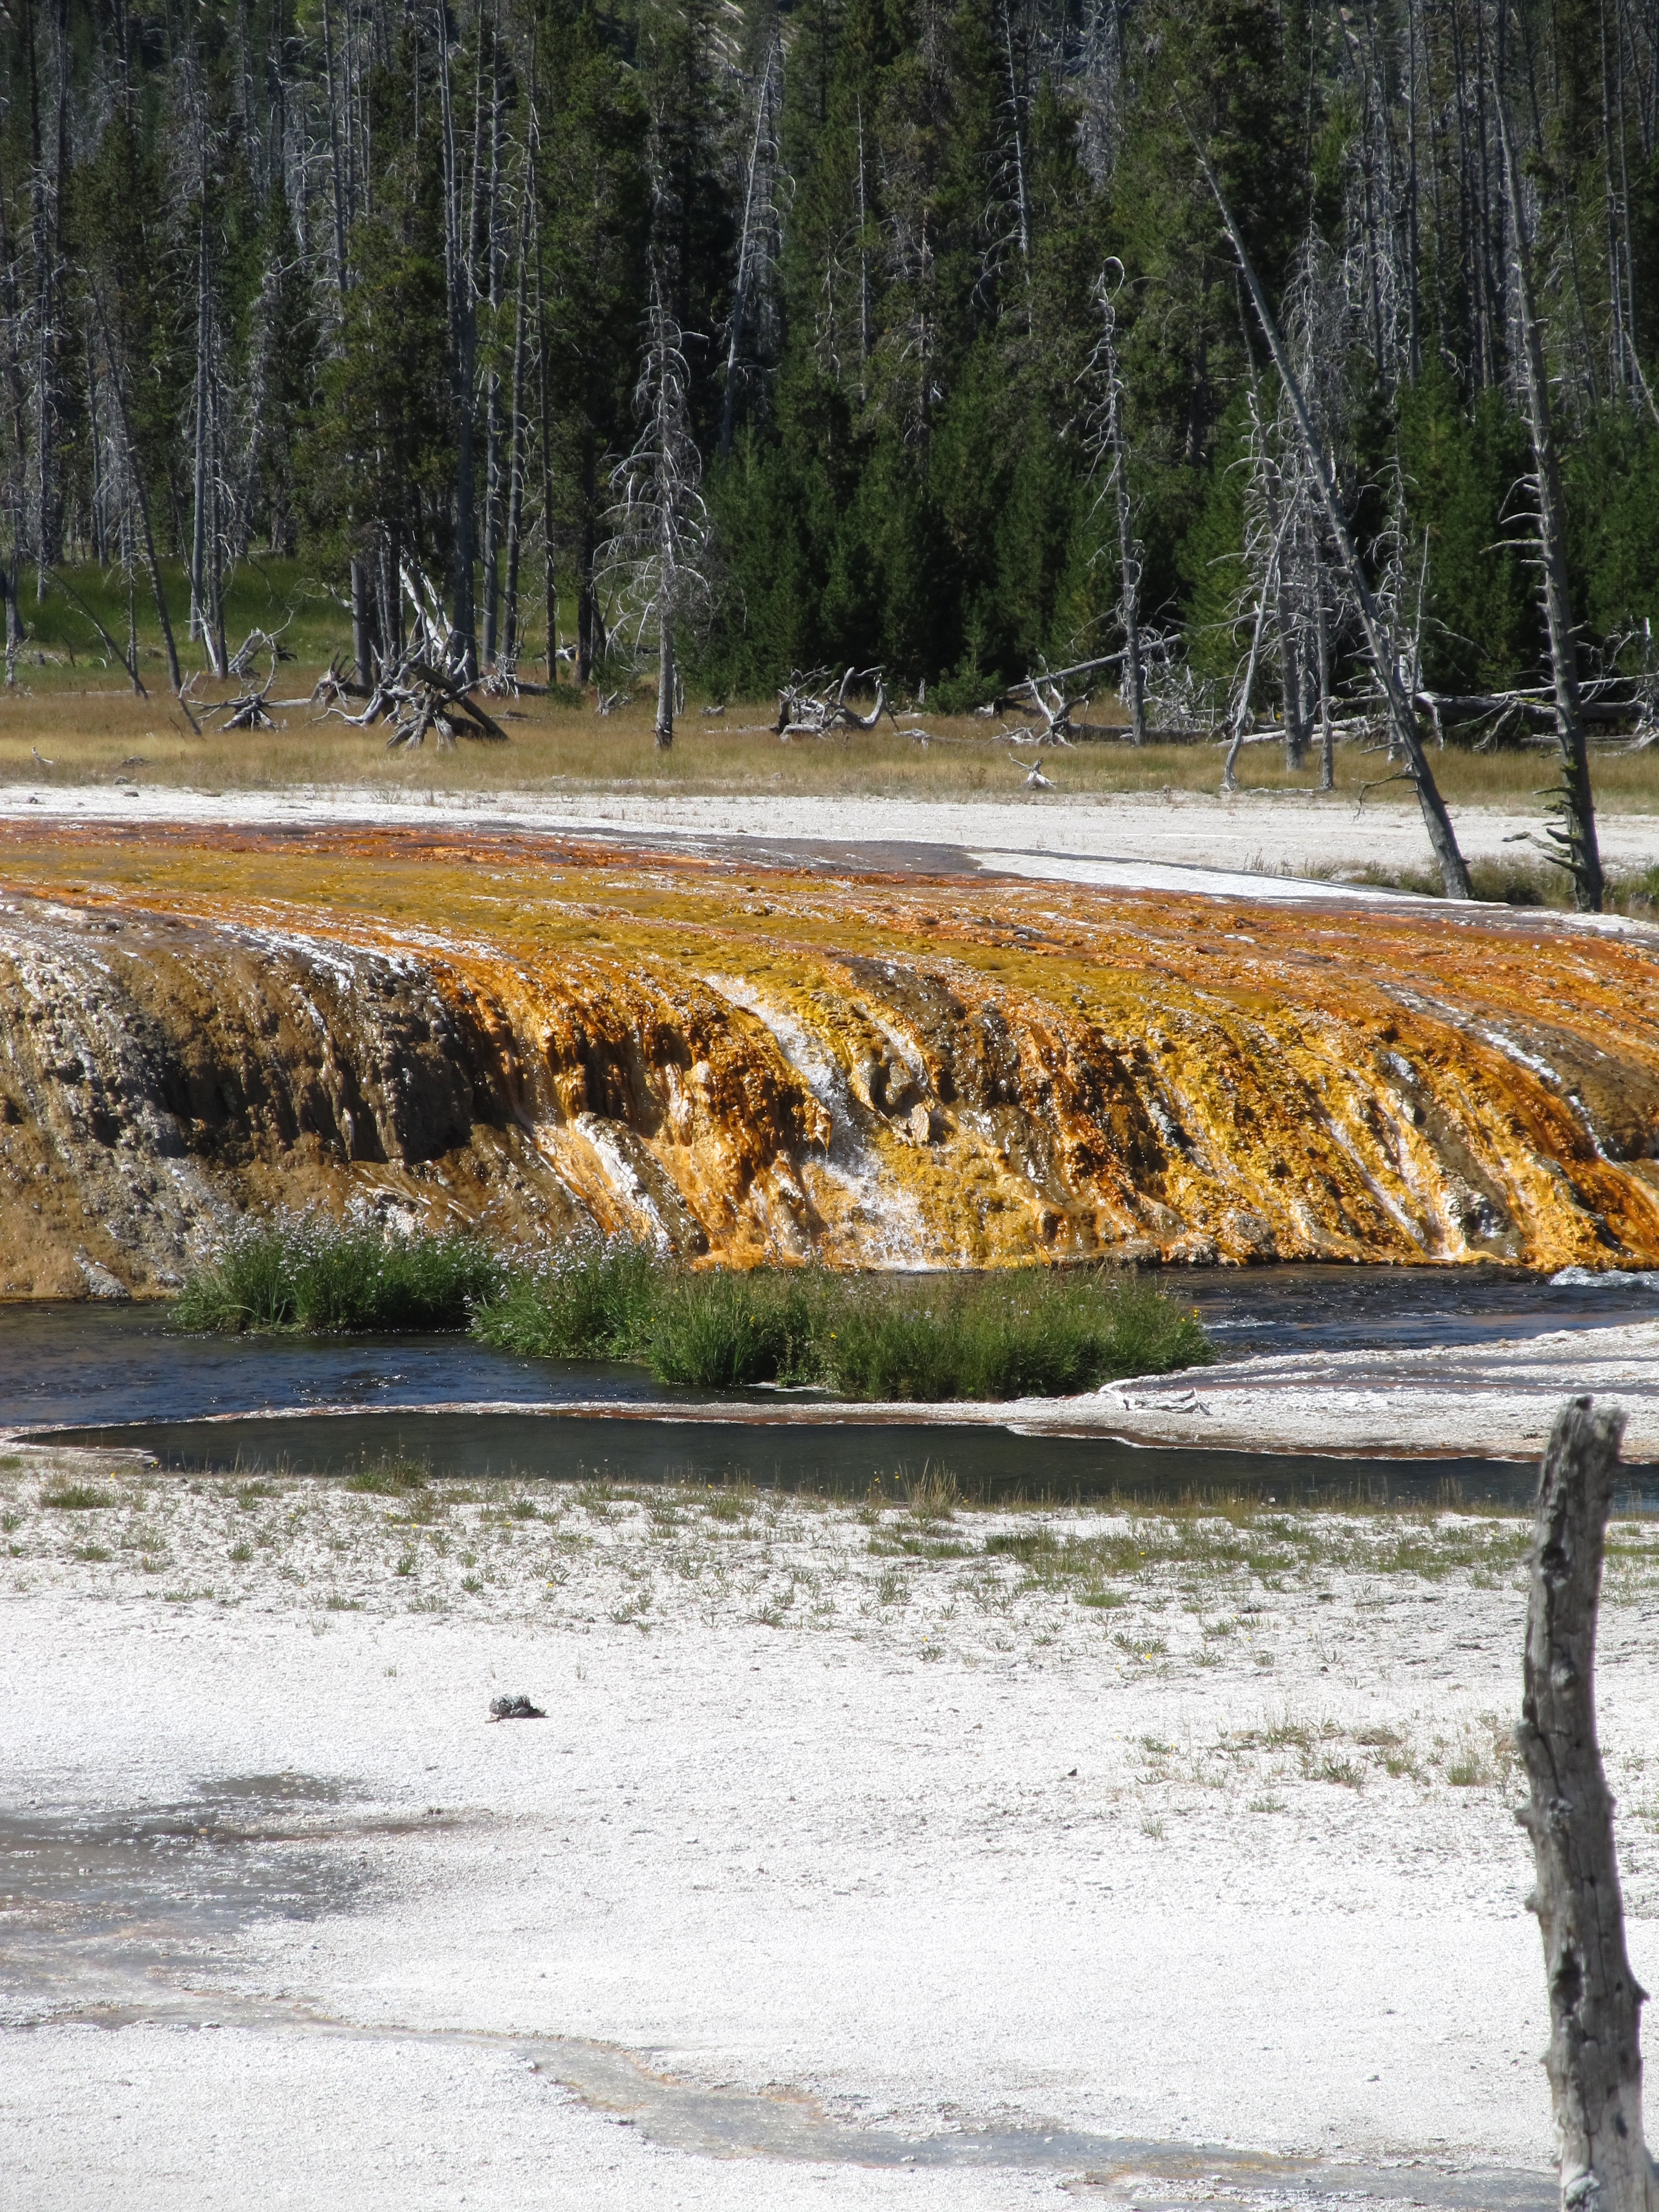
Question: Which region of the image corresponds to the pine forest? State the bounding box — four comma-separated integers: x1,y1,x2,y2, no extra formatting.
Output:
2,0,1659,898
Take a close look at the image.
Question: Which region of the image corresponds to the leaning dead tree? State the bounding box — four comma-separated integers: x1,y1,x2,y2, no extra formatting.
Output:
1519,1396,1658,2212
1495,96,1605,915
1194,140,1473,901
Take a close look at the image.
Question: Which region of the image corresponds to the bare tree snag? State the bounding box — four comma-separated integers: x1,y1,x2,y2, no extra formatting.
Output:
1519,1395,1658,2212
1083,269,1146,745
1495,95,1605,915
89,280,182,697
1191,139,1473,900
601,265,708,752
350,552,380,687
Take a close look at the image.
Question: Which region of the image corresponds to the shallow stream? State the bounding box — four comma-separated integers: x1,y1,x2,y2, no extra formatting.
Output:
4,1265,1656,1506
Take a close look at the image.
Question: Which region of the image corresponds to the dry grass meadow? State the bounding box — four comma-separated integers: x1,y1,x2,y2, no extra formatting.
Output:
2,561,1657,895
6,661,1659,819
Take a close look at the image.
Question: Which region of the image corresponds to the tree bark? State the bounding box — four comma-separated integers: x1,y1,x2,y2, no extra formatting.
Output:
655,607,674,749
350,552,379,685
1519,1395,1658,2212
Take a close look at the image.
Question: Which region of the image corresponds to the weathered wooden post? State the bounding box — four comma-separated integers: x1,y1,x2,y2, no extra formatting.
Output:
1519,1396,1658,2212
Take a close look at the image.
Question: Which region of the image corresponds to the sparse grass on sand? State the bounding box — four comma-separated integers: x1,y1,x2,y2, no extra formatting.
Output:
178,1218,1213,1399
8,1446,1644,1813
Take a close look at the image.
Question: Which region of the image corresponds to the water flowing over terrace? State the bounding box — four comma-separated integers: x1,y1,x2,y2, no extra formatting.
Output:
2,820,1657,1296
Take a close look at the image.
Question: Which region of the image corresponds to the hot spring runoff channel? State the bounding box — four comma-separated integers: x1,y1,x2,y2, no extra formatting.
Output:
6,1265,1657,1509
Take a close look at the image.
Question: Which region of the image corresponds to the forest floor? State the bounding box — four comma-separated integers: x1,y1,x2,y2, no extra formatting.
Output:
3,1450,1644,2208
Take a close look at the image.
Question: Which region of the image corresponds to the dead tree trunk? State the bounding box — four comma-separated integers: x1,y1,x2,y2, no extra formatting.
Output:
1087,272,1146,746
527,103,560,682
655,604,675,749
1221,523,1282,794
350,550,379,685
500,180,529,672
718,38,778,461
1519,1395,1658,2212
479,26,503,672
1194,141,1473,900
437,2,478,682
1314,562,1335,792
190,190,212,660
1495,97,1604,915
91,281,182,696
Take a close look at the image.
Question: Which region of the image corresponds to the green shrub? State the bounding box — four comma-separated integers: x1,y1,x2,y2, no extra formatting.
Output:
173,1211,505,1335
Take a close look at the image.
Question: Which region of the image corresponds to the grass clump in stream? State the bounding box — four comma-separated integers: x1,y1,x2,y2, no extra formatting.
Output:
177,1217,1212,1398
813,1270,1208,1400
174,1211,505,1334
474,1251,1212,1400
469,1238,663,1361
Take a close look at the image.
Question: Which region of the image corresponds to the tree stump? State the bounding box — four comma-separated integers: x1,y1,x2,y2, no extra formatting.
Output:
1519,1395,1657,2212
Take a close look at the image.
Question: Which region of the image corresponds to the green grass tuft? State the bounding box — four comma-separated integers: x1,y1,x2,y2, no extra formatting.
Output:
173,1211,505,1335
646,1268,823,1387
178,1217,1213,1400
812,1270,1210,1401
345,1459,430,1496
42,1484,114,1510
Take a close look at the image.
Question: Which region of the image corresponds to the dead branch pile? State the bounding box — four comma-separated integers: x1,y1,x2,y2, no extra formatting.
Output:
775,665,894,738
226,622,295,678
220,672,280,731
310,655,366,711
353,652,509,749
317,560,512,747
1001,656,1120,745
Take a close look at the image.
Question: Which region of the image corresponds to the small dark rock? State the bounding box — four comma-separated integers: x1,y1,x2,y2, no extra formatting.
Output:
488,1694,545,1722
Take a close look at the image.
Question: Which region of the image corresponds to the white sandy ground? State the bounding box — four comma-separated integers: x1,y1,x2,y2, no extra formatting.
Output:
3,782,1658,908
6,1444,1659,2208
1034,1319,1659,1459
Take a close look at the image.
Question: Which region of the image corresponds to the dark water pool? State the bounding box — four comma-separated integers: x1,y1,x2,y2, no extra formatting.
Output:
34,1406,1615,1510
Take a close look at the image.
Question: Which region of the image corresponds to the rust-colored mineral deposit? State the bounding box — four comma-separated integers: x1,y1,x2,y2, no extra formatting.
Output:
2,820,1656,1295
